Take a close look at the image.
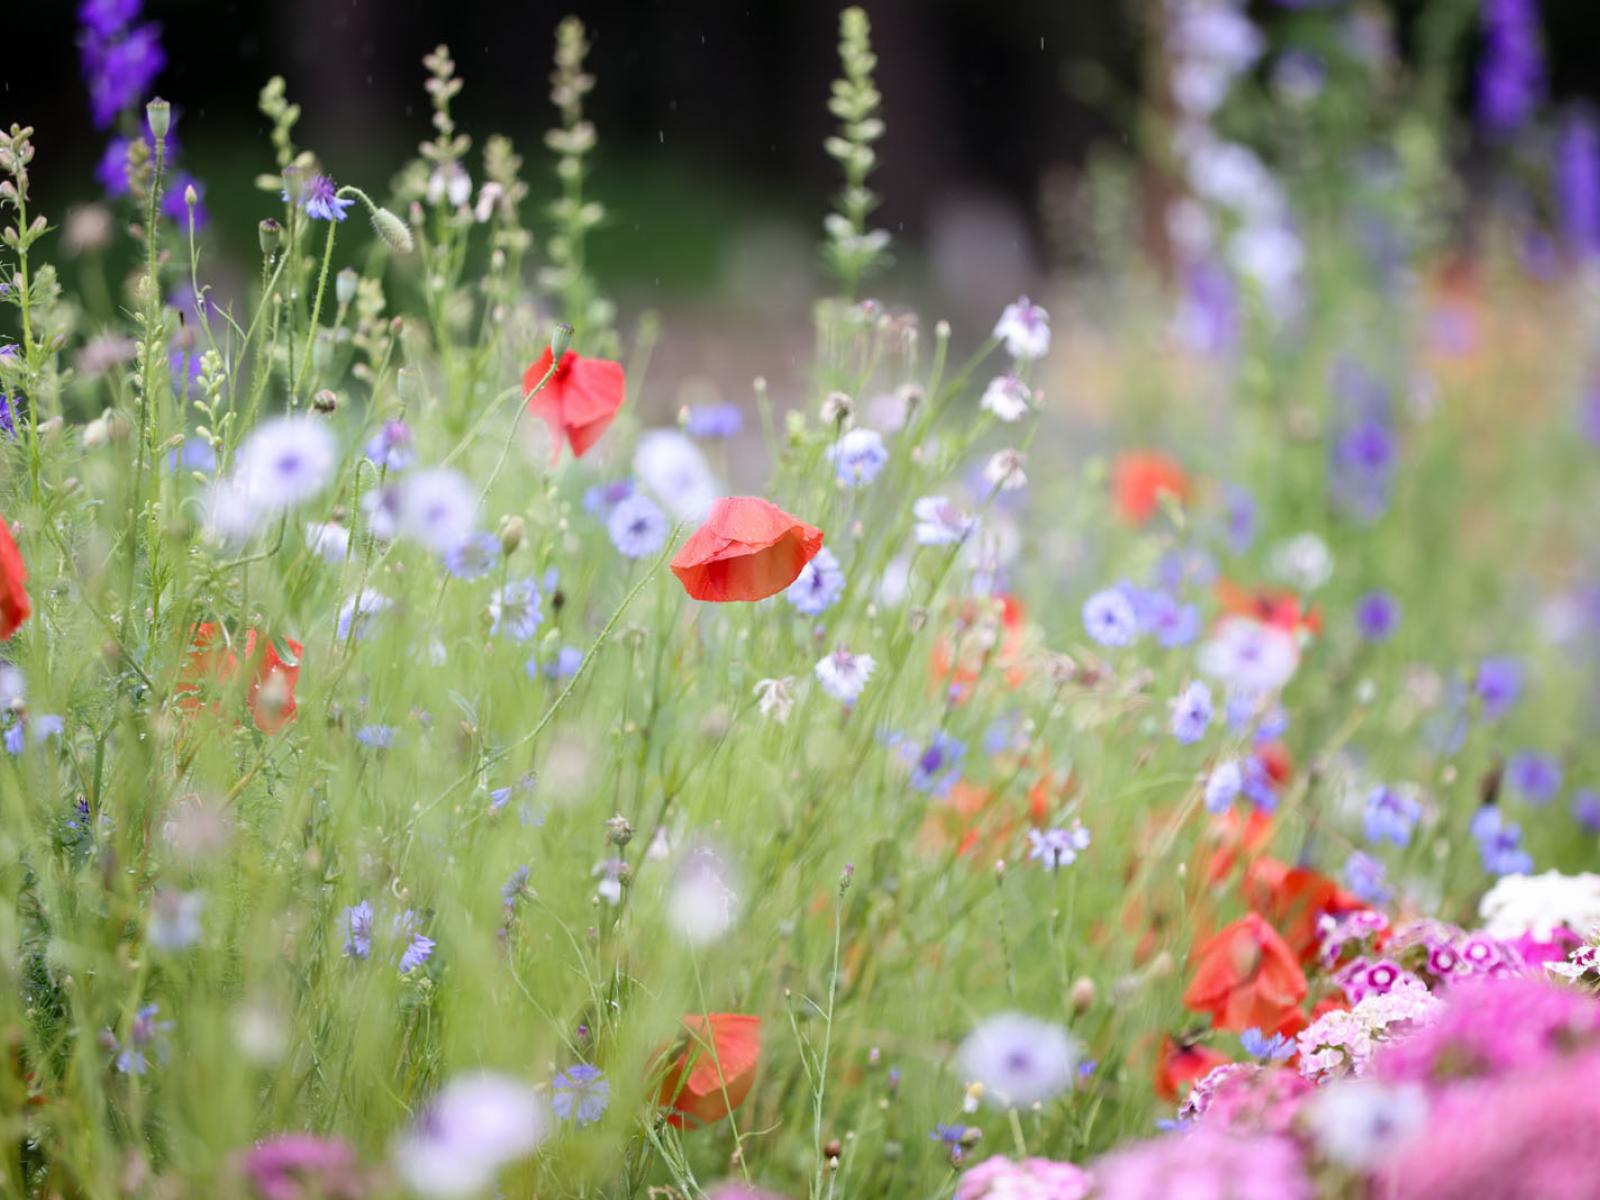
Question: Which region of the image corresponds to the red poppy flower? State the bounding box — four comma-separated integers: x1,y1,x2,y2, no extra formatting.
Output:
0,518,31,641
1183,912,1307,1033
656,1012,761,1128
523,348,626,462
1244,857,1367,963
670,497,823,602
930,593,1030,702
1214,579,1322,638
1198,806,1275,886
177,624,303,734
1112,452,1189,523
1154,1036,1231,1103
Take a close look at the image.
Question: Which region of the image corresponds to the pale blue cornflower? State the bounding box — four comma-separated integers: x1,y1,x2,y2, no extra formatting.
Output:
147,888,203,952
113,1004,173,1076
356,724,398,749
343,901,374,959
913,496,977,545
606,493,669,559
291,174,354,222
336,589,391,642
993,296,1051,360
682,403,743,439
1473,656,1523,719
490,579,543,641
815,647,875,703
235,415,338,513
1343,851,1391,904
1471,806,1533,876
394,911,435,974
1204,760,1243,813
1170,681,1214,744
787,547,845,615
443,532,500,580
1240,1027,1295,1061
1082,589,1138,647
1027,821,1090,869
1364,785,1420,847
828,428,889,486
906,731,965,796
532,646,585,681
398,468,479,555
1506,751,1562,805
365,419,415,470
551,1064,610,1127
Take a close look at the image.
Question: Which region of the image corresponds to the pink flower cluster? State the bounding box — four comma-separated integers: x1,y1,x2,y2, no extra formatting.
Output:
953,1155,1093,1200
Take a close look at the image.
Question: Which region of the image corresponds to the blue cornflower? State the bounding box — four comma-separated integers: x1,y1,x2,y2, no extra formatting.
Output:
165,435,216,475
551,1063,610,1127
1027,822,1090,869
607,493,669,559
683,403,743,439
501,865,531,909
443,532,500,580
1146,590,1201,648
1241,755,1279,814
1223,484,1256,554
1471,806,1533,876
365,419,415,471
1364,785,1421,847
930,1123,967,1160
786,547,845,616
533,645,585,681
1474,656,1523,719
1082,589,1138,647
1354,591,1401,641
1204,760,1243,814
162,170,207,228
356,724,397,749
337,589,391,643
113,1003,173,1076
1573,790,1600,833
827,428,889,487
1344,850,1392,904
489,578,543,641
0,392,14,439
909,731,966,795
582,478,634,517
291,174,354,222
1239,1027,1295,1061
1506,751,1562,805
343,901,374,959
1170,681,1213,745
394,911,434,974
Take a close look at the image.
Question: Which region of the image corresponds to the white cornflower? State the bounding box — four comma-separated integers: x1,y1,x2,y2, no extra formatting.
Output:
391,1072,549,1199
1305,1080,1428,1170
913,496,977,545
633,429,719,522
398,468,479,555
983,449,1027,492
1198,616,1300,695
665,844,741,947
980,375,1032,422
993,297,1051,360
235,416,338,512
957,1013,1078,1108
753,676,796,724
305,520,351,564
814,648,876,703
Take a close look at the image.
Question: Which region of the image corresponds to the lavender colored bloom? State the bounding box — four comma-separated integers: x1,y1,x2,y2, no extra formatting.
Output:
489,579,543,641
1332,418,1396,521
1170,681,1214,744
78,14,166,129
235,416,338,512
165,435,216,475
912,496,977,545
1573,790,1600,833
1242,754,1280,814
535,646,585,681
993,296,1051,360
1560,107,1600,258
356,724,397,749
828,428,889,487
582,478,634,516
1344,851,1392,905
1027,822,1090,869
292,174,354,222
96,136,132,196
1474,656,1524,719
162,171,207,228
337,590,391,643
815,647,875,703
114,1004,173,1076
394,911,434,974
1506,751,1562,804
0,393,14,440
786,547,845,615
1477,0,1544,137
365,419,415,470
343,901,374,959
398,468,479,555
551,1063,610,1126
443,532,500,580
501,865,531,909
1471,806,1534,876
1205,761,1244,814
1176,258,1240,357
1083,589,1138,647
683,403,743,439
79,0,141,39
1354,591,1401,641
607,493,669,559
239,1134,365,1200
147,888,203,951
1240,1027,1296,1061
907,731,966,795
1365,785,1421,847
1144,590,1201,649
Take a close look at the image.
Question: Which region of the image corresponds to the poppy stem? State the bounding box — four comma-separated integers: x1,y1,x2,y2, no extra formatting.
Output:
477,356,559,505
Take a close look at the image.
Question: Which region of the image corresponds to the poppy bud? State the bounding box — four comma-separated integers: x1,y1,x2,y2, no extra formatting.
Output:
145,97,171,141
1069,977,1096,1013
605,814,632,846
183,183,198,209
370,206,413,254
824,1139,842,1161
312,390,338,414
335,268,359,306
497,514,525,554
258,218,283,258
549,322,574,360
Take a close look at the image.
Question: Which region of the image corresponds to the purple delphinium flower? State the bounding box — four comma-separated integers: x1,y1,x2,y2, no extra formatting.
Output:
1083,589,1138,647
786,547,845,616
1559,107,1600,259
1505,751,1562,805
1477,0,1544,137
443,532,500,581
1364,785,1421,847
1344,850,1392,904
343,901,374,959
1474,656,1524,719
489,579,543,641
607,493,669,559
365,419,414,471
683,403,743,440
550,1063,610,1127
1026,822,1090,869
292,174,354,222
1170,680,1214,744
78,5,166,129
1572,790,1600,833
1354,590,1401,641
96,136,132,196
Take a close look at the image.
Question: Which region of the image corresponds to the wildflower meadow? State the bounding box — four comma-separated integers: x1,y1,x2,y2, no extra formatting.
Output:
5,1,1600,1197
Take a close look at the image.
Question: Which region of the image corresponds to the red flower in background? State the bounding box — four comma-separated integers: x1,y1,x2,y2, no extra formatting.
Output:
1154,1036,1231,1102
523,348,626,462
1183,912,1307,1033
1215,579,1322,638
1112,452,1189,523
177,624,303,734
0,518,31,640
929,593,1030,702
1244,857,1367,964
657,1013,761,1128
671,497,823,602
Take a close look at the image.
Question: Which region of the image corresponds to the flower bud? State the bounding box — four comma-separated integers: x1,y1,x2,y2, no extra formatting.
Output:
145,97,171,141
258,218,283,258
1069,976,1096,1013
312,389,338,414
549,322,574,360
369,206,413,254
335,268,359,306
183,183,198,209
605,814,633,847
497,514,525,554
